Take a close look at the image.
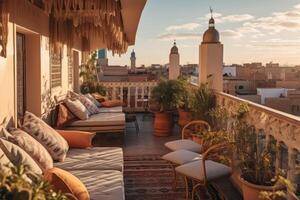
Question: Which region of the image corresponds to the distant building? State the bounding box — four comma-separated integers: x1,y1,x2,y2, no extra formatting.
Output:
199,12,223,91
266,62,279,68
169,41,180,80
130,50,136,72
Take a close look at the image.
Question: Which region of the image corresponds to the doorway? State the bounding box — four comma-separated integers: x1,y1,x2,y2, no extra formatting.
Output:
16,33,26,118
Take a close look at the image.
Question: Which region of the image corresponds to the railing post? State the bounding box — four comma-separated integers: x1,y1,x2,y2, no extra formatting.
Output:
135,86,138,108
141,85,145,110
112,86,116,100
127,86,131,108
275,141,282,174
120,86,123,103
287,148,296,200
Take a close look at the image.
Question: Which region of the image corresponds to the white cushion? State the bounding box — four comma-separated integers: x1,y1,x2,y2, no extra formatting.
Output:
78,95,101,115
162,150,202,165
70,170,124,200
165,139,202,153
67,112,125,127
54,147,123,172
176,160,231,181
98,106,123,113
65,99,90,120
85,93,101,107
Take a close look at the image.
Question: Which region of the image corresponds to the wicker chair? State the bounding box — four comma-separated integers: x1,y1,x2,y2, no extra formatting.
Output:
176,142,233,200
164,120,211,153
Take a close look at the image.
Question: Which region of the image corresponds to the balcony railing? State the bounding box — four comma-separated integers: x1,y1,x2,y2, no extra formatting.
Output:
99,81,158,112
215,91,300,199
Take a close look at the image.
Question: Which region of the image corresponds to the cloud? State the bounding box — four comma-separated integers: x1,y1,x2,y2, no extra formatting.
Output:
166,23,201,31
221,30,243,38
243,9,300,33
203,12,254,23
249,38,300,48
221,14,254,22
157,33,200,41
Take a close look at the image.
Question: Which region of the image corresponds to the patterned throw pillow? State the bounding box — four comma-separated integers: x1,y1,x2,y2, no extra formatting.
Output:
8,128,53,171
85,93,101,107
0,138,42,175
65,99,90,120
77,95,100,115
56,103,77,128
22,111,69,162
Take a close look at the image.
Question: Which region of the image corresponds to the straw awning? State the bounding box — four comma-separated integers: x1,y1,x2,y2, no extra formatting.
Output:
33,0,146,54
0,0,146,57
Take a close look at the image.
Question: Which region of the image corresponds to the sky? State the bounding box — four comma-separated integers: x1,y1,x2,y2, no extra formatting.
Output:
108,0,300,67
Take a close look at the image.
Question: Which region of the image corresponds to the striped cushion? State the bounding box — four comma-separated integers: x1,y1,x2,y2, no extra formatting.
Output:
78,95,100,115
65,99,90,120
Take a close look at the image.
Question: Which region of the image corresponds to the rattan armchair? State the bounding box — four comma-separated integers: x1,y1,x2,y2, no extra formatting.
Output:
176,142,233,200
164,120,211,153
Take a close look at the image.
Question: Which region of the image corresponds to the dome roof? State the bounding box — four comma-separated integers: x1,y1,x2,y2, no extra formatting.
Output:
202,17,220,44
170,42,178,54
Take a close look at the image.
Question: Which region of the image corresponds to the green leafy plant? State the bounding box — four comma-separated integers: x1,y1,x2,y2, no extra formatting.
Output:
208,106,230,131
151,79,185,111
0,165,71,200
191,83,215,121
79,51,107,96
259,174,295,200
177,79,194,111
233,104,277,186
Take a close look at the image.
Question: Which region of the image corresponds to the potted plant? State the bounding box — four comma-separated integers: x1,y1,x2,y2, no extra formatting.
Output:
177,80,193,128
151,79,183,136
190,83,215,143
233,104,281,200
191,83,215,122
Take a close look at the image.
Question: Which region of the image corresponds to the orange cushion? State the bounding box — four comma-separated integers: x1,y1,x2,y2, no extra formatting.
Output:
92,93,108,103
56,130,95,148
56,103,77,128
44,167,90,200
101,100,123,108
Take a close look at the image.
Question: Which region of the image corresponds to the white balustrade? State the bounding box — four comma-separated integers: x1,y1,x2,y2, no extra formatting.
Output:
215,92,300,199
99,81,158,112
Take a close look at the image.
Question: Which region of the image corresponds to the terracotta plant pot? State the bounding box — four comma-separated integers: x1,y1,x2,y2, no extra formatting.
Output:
154,112,172,137
178,109,192,128
192,135,203,144
240,176,278,200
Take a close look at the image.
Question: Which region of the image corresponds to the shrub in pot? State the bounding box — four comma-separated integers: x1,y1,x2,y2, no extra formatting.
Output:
233,104,281,200
177,80,193,128
151,79,183,136
191,83,215,122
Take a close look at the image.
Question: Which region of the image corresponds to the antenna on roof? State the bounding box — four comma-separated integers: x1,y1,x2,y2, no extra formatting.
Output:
210,6,213,18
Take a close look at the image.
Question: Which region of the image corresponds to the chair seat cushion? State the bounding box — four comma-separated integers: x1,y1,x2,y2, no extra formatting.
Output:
162,150,202,165
69,170,124,200
67,112,125,127
54,147,123,172
98,106,123,113
165,139,202,153
175,160,231,182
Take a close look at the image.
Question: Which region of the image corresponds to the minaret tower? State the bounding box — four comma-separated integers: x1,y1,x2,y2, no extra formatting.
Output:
130,49,136,73
169,40,180,80
199,8,223,91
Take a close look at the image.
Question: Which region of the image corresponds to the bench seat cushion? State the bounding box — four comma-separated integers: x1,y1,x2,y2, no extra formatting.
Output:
67,112,125,127
54,147,123,172
98,106,123,113
69,170,124,200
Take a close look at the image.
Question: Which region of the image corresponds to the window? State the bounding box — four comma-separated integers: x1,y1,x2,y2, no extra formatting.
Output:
50,46,62,88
